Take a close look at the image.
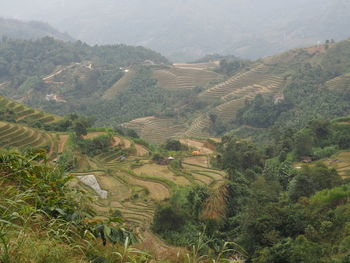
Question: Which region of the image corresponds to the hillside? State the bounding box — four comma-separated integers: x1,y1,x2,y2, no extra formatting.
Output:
1,97,350,261
1,38,350,145
0,17,73,41
0,98,234,261
122,39,350,144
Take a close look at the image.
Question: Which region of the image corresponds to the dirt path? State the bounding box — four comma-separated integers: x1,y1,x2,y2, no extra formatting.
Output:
42,63,79,81
58,134,69,153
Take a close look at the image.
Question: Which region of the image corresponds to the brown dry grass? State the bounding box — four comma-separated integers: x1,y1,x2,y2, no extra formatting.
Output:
123,138,132,148
201,185,228,221
180,139,213,154
192,173,213,185
210,137,222,143
135,144,149,156
112,136,122,146
127,176,170,200
133,164,191,185
97,174,132,200
136,230,188,262
183,156,210,168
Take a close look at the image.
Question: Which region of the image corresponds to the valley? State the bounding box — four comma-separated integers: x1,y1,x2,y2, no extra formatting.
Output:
1,34,350,262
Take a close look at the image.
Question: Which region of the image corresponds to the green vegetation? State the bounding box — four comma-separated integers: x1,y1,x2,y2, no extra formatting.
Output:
0,150,142,263
215,58,251,76
236,41,350,143
153,115,350,262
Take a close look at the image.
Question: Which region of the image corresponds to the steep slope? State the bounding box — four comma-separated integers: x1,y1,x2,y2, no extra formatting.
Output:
123,39,350,143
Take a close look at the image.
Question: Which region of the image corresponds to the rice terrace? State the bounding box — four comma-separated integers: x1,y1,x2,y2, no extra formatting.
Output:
1,5,350,260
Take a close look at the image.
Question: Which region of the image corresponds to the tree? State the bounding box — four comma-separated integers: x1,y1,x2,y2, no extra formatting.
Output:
73,120,88,137
288,174,314,202
164,139,182,151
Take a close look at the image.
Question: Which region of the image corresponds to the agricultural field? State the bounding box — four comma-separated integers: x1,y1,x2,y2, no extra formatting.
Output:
65,135,227,229
323,151,350,178
153,65,223,90
325,73,350,91
0,95,61,124
122,116,186,144
0,121,58,154
0,118,226,229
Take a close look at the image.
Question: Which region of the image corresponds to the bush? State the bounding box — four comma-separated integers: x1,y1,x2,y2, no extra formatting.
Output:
75,134,113,156
163,139,185,151
312,145,338,160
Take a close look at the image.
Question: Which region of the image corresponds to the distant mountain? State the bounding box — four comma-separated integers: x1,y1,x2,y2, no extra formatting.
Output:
1,0,350,61
0,17,73,41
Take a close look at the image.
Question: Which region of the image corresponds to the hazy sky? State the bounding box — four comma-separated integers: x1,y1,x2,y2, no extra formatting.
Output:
1,0,349,60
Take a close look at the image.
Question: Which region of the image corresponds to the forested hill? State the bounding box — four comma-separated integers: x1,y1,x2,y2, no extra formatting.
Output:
1,37,350,145
0,17,73,42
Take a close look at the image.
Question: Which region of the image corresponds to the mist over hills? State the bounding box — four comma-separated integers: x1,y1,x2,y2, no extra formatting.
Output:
1,0,350,61
0,17,73,42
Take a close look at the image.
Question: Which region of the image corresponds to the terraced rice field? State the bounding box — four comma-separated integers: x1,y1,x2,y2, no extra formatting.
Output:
184,115,211,138
133,163,192,186
325,73,350,91
0,96,61,124
0,121,56,151
71,170,168,225
323,151,350,178
199,64,283,101
123,116,186,144
179,139,214,154
70,135,227,227
173,61,220,70
153,67,222,90
182,156,226,188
